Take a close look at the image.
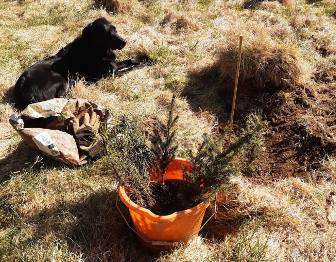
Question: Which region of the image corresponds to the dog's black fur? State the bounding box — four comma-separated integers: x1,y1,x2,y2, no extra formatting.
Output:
14,17,144,110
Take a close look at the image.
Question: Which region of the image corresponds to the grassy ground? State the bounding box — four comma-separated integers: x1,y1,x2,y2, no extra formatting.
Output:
1,0,336,261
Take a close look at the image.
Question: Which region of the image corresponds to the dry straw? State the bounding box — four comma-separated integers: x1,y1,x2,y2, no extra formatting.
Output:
1,0,336,261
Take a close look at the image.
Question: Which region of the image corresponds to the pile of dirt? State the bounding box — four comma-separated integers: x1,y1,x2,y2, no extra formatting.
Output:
216,81,336,183
199,81,336,240
262,85,336,180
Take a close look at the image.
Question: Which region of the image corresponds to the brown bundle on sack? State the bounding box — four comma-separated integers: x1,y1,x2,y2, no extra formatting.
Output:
72,107,101,158
10,98,112,165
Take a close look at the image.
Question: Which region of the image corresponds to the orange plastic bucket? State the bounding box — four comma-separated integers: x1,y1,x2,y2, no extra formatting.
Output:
118,158,210,253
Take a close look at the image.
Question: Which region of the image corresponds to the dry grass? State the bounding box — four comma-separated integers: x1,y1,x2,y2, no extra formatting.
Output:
1,0,336,261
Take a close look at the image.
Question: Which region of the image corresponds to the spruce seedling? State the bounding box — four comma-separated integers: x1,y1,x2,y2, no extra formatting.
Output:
149,95,179,185
102,116,156,208
102,96,263,212
184,115,263,204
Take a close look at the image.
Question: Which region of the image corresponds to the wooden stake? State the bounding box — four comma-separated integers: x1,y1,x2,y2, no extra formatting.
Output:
227,35,243,148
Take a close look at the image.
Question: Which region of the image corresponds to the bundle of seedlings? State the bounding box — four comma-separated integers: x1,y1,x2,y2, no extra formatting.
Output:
102,96,263,216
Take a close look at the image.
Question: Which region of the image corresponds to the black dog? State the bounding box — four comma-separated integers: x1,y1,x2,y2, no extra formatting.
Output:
14,17,145,110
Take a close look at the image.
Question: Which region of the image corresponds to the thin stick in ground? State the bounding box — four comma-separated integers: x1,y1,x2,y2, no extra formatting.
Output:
228,35,243,148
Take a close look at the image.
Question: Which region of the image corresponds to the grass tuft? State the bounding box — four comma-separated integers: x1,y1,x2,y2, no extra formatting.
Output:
93,0,144,14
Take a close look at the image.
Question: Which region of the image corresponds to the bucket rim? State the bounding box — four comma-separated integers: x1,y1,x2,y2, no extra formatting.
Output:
118,158,210,223
119,184,209,223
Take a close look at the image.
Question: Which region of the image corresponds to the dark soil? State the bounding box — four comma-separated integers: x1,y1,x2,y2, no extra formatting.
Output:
262,84,336,180
197,80,336,239
213,80,336,184
149,180,202,216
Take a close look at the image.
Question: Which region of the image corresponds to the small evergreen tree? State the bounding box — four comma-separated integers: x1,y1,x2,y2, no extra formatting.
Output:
102,96,263,213
149,95,179,184
183,116,263,204
102,115,156,208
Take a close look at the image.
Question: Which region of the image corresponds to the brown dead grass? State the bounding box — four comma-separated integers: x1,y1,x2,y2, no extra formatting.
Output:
1,0,336,261
93,0,144,14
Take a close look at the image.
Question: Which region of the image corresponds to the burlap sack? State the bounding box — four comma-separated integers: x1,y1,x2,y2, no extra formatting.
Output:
10,98,112,165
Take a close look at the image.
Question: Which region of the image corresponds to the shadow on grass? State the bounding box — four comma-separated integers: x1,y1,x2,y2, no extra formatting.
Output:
0,183,259,261
200,192,258,241
27,189,158,262
242,0,265,9
182,69,230,118
27,190,253,261
24,188,255,261
182,66,279,130
0,141,38,183
0,141,71,184
1,85,15,105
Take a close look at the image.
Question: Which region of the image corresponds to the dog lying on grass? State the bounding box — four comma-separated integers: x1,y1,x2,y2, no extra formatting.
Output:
14,17,146,110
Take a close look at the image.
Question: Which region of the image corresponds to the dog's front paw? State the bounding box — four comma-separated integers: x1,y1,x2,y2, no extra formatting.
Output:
135,54,155,66
131,59,141,66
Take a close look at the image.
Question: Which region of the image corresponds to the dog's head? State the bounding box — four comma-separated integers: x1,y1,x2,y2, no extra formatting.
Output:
82,18,126,51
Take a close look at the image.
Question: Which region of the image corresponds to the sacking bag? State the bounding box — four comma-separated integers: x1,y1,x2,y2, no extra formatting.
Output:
9,98,112,165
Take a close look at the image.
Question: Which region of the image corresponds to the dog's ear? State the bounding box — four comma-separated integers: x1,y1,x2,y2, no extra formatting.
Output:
81,18,106,41
82,22,94,40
